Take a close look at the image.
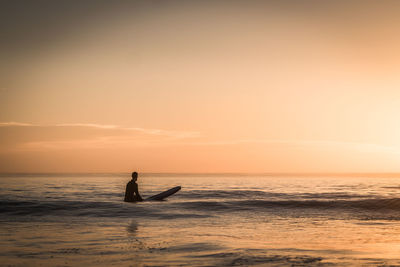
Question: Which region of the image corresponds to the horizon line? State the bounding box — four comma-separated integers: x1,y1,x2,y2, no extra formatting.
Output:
1,172,400,176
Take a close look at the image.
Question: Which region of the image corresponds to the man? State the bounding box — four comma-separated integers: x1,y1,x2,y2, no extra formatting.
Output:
124,172,143,202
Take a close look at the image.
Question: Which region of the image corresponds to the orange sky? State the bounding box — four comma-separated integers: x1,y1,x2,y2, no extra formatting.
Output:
1,1,400,173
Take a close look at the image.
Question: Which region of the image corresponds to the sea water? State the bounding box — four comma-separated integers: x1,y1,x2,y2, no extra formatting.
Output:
1,173,400,266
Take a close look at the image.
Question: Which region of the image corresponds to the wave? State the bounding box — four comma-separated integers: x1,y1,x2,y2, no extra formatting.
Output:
174,198,400,211
0,199,210,219
2,195,400,220
175,190,373,202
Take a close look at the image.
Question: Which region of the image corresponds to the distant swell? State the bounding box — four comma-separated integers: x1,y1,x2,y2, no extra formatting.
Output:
176,190,368,200
2,196,400,220
173,198,400,212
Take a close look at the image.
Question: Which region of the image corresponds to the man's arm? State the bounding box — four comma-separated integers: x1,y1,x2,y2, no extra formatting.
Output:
134,184,143,201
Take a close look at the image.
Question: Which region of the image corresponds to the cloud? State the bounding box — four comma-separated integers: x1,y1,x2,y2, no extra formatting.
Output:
0,121,201,139
126,127,201,139
184,138,400,155
55,123,118,129
2,122,398,157
0,122,34,127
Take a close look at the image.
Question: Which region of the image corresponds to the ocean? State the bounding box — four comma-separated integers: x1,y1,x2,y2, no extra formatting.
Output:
1,173,400,266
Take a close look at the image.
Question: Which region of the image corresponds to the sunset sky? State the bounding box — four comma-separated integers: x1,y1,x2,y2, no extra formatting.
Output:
1,0,400,173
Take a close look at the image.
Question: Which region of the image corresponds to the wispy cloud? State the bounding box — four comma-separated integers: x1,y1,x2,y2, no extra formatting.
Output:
55,123,118,129
0,122,201,139
2,122,399,156
0,122,34,127
126,127,201,138
185,138,400,155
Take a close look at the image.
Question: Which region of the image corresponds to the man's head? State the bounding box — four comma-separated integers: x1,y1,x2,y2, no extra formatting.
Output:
131,172,138,181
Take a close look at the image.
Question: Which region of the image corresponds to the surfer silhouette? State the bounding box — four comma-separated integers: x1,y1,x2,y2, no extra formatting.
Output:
124,172,143,202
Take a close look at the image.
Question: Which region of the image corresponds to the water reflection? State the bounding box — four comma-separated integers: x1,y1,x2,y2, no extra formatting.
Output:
126,220,138,236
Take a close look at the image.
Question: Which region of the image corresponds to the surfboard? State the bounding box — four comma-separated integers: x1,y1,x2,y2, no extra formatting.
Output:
145,186,181,201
